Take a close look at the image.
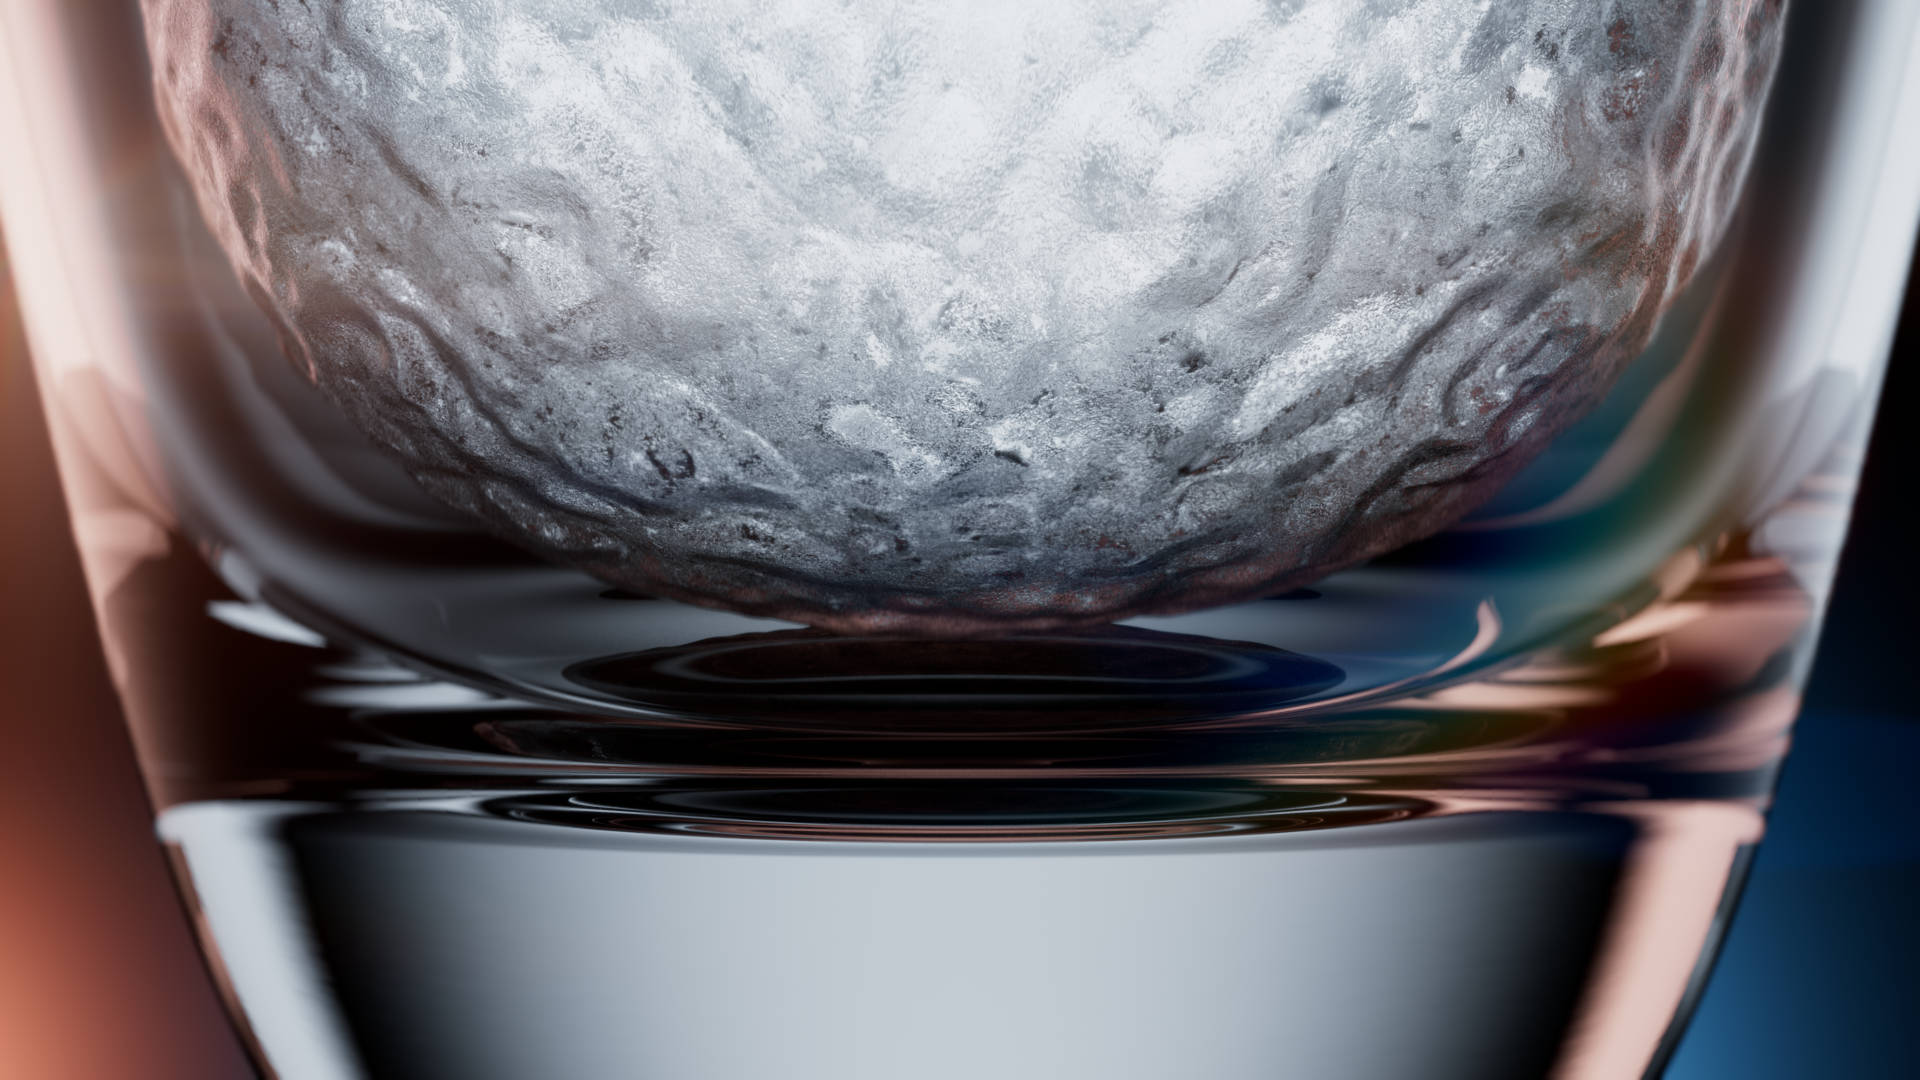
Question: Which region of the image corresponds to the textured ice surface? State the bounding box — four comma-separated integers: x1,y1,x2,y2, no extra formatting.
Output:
144,0,1784,631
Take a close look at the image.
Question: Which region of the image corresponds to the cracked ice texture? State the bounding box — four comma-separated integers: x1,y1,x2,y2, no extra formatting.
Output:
143,0,1784,632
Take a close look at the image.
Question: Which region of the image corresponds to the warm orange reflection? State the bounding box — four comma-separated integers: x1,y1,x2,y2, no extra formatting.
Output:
0,248,250,1077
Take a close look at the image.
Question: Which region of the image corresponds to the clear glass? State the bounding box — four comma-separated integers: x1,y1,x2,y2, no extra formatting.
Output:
2,4,1916,1079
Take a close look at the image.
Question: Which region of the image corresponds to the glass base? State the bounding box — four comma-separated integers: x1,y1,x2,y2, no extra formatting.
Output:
165,799,1755,1080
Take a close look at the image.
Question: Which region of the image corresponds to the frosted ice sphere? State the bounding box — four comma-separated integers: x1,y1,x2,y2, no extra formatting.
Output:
144,0,1784,632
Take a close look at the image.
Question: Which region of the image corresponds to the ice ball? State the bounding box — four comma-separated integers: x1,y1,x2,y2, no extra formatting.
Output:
142,0,1784,631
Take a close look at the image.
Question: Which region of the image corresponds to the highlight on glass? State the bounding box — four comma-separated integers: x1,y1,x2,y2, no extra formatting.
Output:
2,3,1916,1078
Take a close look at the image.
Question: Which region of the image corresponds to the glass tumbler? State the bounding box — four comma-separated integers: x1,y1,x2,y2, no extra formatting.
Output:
2,3,1916,1078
